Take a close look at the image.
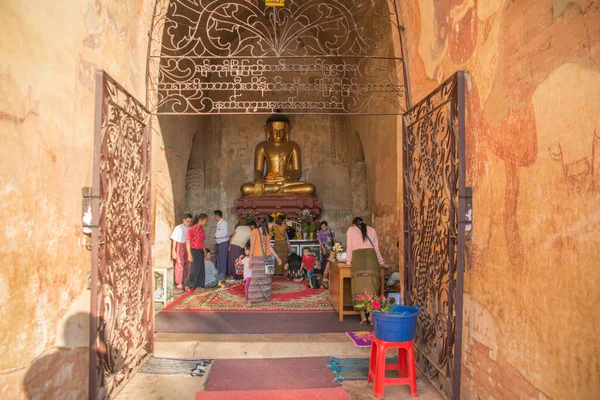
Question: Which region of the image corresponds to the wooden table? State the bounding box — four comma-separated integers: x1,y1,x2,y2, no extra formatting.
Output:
328,261,385,321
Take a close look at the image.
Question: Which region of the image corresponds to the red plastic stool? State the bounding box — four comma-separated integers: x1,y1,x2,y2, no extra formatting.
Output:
367,336,418,398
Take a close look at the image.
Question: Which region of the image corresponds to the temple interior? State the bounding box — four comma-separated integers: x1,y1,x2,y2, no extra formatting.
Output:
1,0,599,399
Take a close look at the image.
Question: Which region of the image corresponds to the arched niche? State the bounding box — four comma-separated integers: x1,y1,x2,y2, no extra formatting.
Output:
146,0,404,264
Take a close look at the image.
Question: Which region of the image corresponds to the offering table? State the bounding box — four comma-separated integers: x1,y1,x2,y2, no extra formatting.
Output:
328,261,385,322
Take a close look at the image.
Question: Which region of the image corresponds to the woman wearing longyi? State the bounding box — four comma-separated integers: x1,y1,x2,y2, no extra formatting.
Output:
184,213,209,292
272,215,289,275
317,221,335,282
247,215,282,305
346,217,388,325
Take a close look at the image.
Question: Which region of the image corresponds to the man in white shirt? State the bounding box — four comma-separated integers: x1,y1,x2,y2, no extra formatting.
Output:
171,213,192,293
210,210,230,275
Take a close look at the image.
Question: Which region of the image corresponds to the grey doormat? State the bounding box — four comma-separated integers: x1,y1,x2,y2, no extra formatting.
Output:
326,356,398,382
139,357,212,377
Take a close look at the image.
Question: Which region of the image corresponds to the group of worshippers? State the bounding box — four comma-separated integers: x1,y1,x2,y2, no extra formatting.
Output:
170,210,233,293
171,211,391,322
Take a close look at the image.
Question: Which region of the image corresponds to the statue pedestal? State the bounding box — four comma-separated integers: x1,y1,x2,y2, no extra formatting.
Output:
234,196,322,219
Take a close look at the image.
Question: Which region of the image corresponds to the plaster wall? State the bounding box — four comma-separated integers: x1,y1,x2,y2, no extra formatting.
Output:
397,0,600,398
0,0,157,398
3,0,597,399
151,115,199,268
347,115,400,267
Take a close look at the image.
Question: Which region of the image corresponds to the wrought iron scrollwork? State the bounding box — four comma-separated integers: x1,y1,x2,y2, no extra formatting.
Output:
402,72,465,399
148,0,409,115
92,73,153,399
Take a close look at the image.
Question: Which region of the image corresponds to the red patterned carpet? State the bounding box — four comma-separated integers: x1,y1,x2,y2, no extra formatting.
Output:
164,279,335,312
196,388,349,400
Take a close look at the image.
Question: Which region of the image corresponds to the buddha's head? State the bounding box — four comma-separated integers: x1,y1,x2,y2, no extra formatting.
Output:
265,114,290,144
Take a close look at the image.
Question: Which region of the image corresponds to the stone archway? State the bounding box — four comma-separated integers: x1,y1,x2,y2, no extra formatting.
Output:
145,0,408,267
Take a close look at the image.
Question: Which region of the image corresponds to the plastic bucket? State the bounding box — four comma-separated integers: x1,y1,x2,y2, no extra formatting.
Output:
372,305,420,342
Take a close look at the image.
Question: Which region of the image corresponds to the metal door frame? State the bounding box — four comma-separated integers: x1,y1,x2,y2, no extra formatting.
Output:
89,70,154,400
402,71,466,400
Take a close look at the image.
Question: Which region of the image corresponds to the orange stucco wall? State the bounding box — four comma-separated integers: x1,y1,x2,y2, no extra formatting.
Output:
397,0,600,398
1,0,598,399
0,0,157,398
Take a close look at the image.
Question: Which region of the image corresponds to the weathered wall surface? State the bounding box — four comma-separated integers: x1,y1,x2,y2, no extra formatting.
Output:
0,0,156,398
5,1,597,399
184,114,371,249
398,0,600,398
347,116,400,267
151,115,198,268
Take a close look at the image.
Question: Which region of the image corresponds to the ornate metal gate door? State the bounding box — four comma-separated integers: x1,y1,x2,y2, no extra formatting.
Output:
89,71,153,399
402,72,466,400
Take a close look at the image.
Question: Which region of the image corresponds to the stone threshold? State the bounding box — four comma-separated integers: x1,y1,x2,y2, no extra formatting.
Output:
154,332,371,360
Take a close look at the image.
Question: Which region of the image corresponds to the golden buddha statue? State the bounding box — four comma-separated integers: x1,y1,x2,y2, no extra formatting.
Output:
241,115,316,197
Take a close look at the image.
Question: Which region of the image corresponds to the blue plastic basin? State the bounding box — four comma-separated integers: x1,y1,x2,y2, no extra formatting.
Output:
372,305,420,342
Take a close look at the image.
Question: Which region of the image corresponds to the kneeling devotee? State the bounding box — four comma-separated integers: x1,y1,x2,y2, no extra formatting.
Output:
211,210,230,276
286,252,303,281
204,249,225,288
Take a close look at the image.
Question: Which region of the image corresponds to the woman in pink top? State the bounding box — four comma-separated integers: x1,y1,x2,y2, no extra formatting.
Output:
346,217,388,325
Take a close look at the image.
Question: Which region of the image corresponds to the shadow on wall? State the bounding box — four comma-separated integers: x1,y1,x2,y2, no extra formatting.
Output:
24,312,90,400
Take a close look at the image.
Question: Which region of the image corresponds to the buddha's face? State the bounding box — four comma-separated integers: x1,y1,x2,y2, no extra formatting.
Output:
268,121,289,143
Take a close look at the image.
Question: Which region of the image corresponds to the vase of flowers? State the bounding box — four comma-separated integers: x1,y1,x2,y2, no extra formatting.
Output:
301,224,310,240
355,291,420,342
237,210,260,228
270,211,287,221
297,209,313,240
333,243,346,262
310,220,320,235
297,209,312,224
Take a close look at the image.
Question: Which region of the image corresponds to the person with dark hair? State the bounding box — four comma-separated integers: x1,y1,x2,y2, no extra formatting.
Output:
203,249,225,289
170,213,193,293
346,216,388,325
184,213,209,292
317,221,335,282
211,210,230,276
272,215,289,275
248,215,281,304
228,220,256,280
237,244,252,305
285,252,303,281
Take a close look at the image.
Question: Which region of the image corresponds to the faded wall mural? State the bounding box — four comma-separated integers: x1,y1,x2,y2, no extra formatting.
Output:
398,0,600,398
0,0,598,399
